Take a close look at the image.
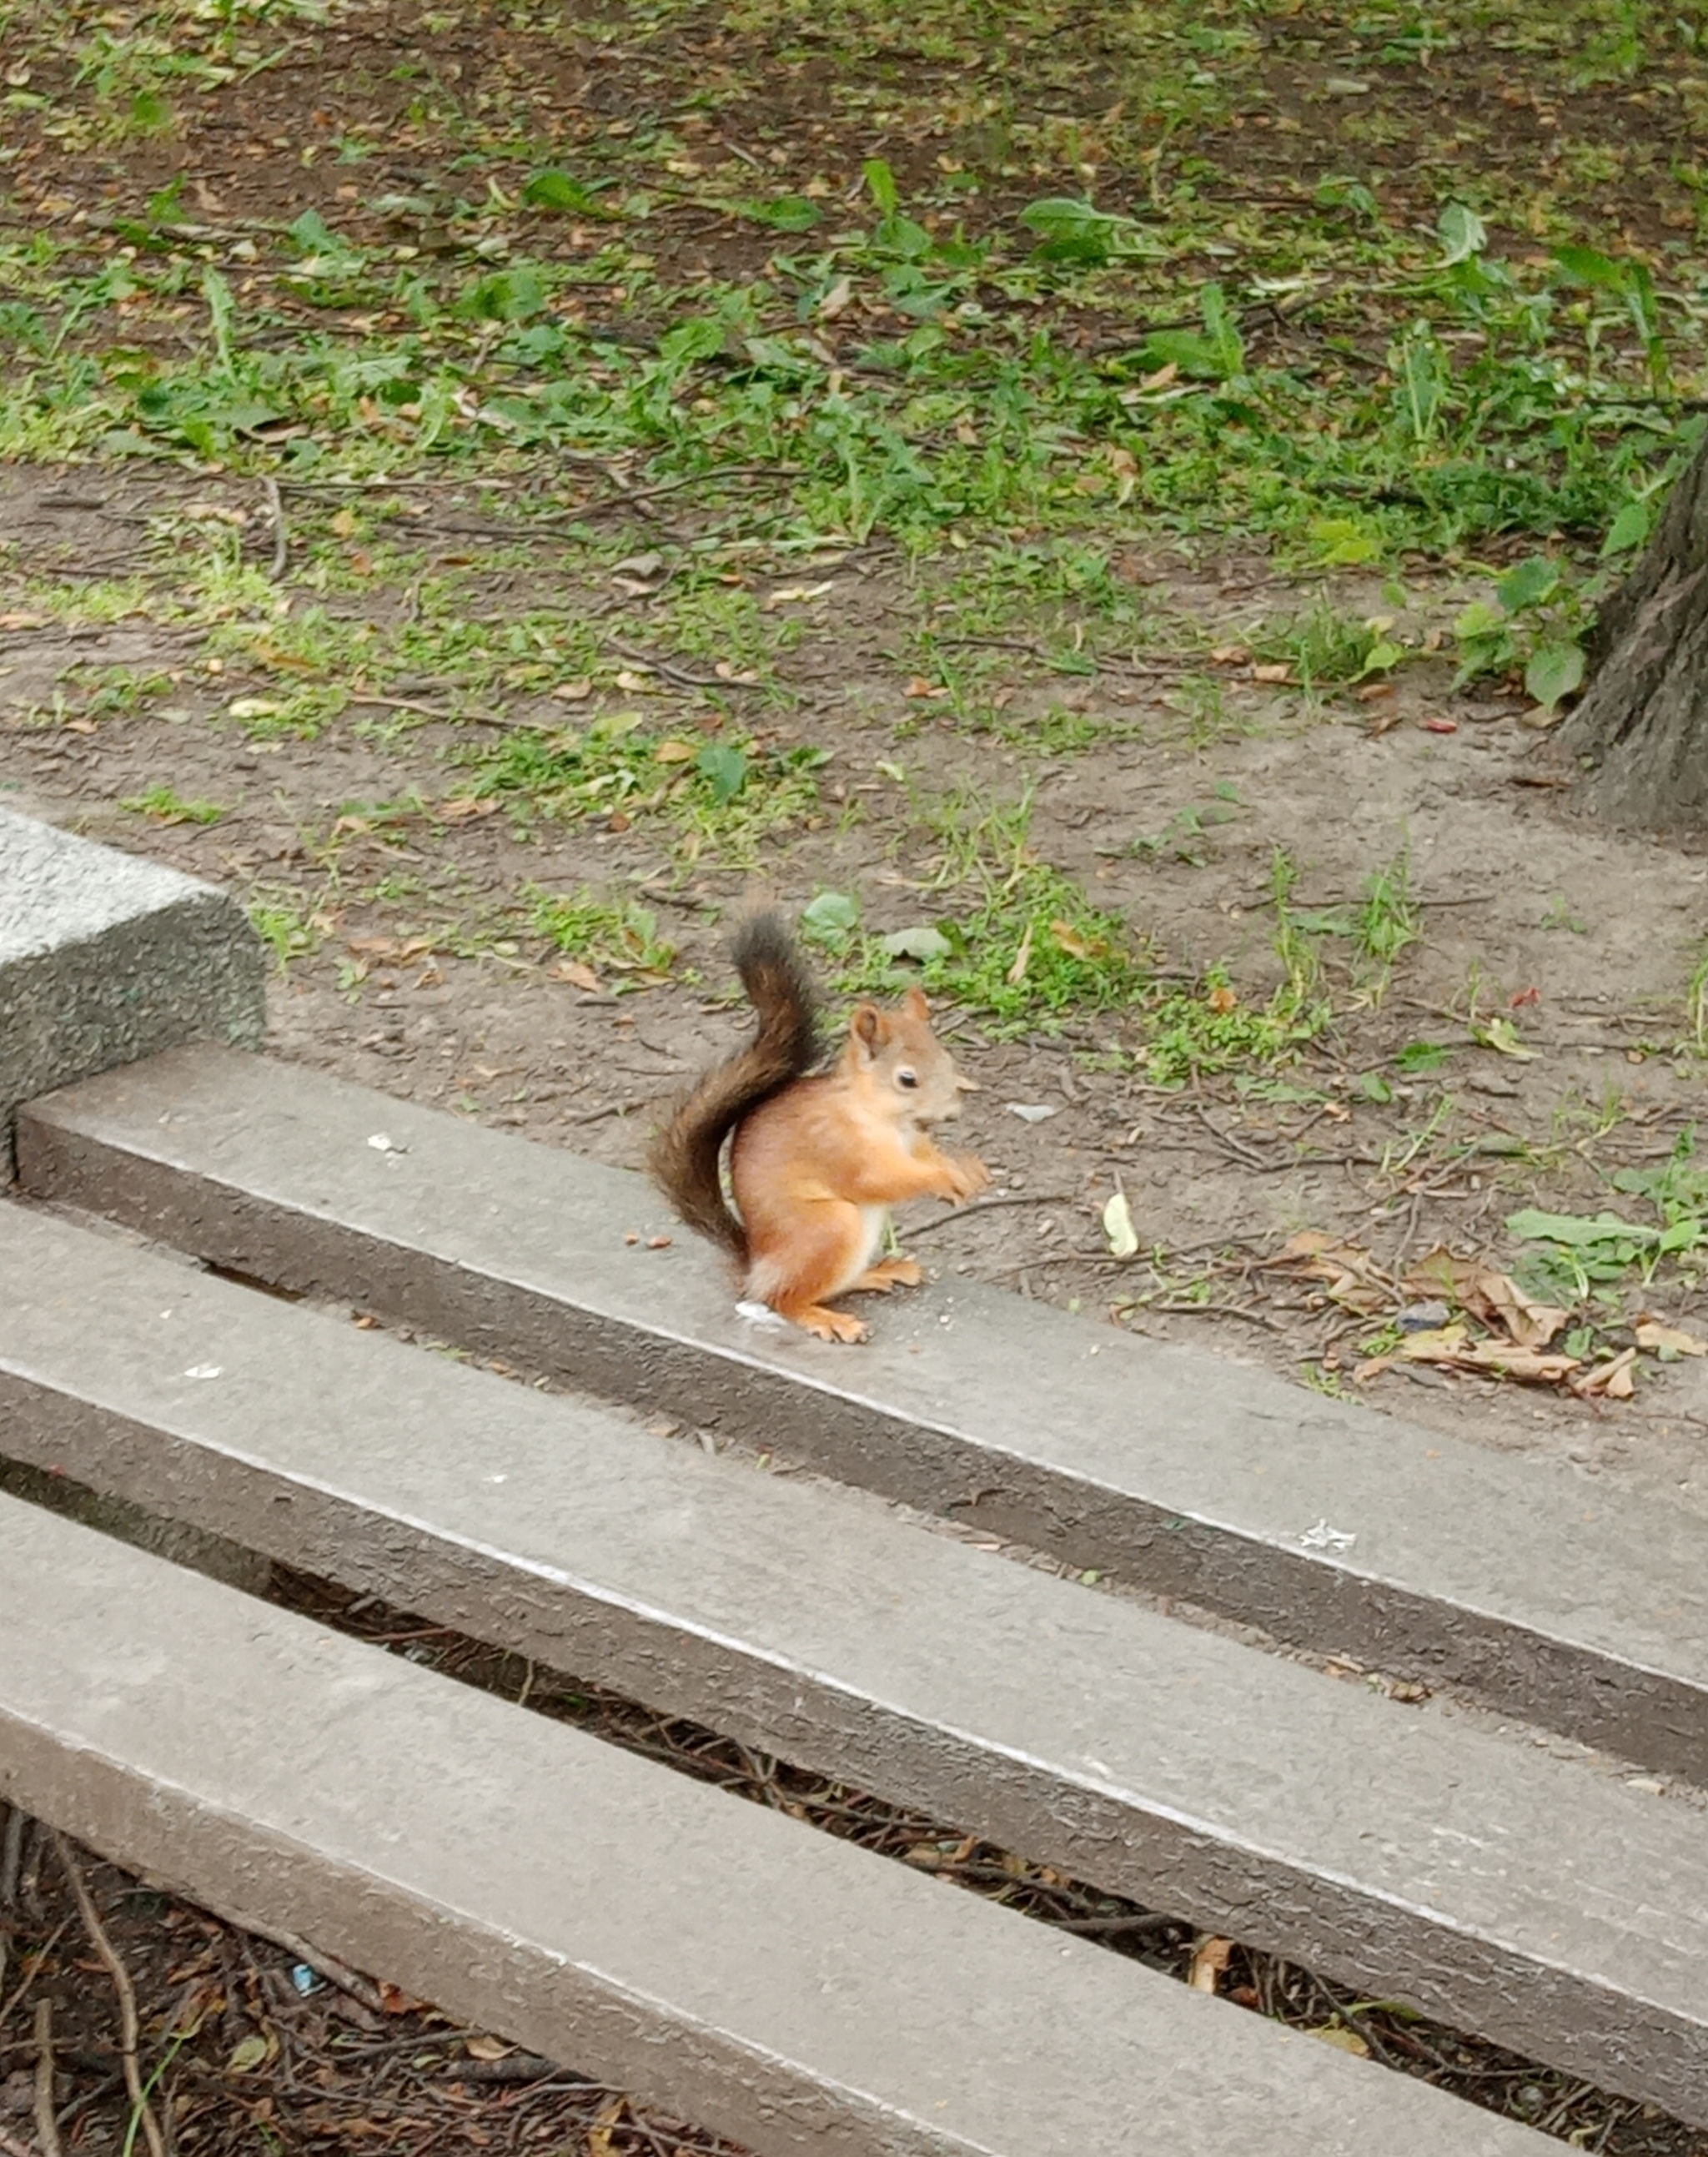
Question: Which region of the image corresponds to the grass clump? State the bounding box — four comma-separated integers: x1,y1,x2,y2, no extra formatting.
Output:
801,794,1329,1076
526,887,678,984
462,716,825,862
119,784,224,825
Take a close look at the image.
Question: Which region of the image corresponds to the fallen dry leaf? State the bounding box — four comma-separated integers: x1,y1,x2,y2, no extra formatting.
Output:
1103,1190,1139,1260
588,2094,627,2157
1251,661,1293,684
763,580,836,610
1309,2025,1372,2058
464,2034,511,2063
1188,1936,1235,1994
1571,1345,1637,1400
550,959,601,992
1398,1325,1580,1385
1272,1233,1392,1315
1635,1315,1708,1357
1404,1249,1568,1350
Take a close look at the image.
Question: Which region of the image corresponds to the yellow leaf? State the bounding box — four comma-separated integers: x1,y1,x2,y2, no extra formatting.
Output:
1188,1936,1234,1994
652,738,698,763
1398,1324,1469,1360
1103,1191,1139,1260
588,2094,626,2155
1308,2024,1371,2057
329,507,359,538
464,2034,510,2062
1051,918,1108,961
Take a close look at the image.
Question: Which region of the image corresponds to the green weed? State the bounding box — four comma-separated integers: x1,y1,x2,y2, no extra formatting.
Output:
526,887,677,983
248,890,332,970
119,784,224,825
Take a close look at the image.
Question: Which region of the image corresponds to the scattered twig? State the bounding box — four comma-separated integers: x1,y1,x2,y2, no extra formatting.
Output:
0,1918,70,2039
33,1998,62,2157
565,1098,640,1125
1052,1910,1178,1935
344,693,457,721
49,1833,163,2157
1140,1299,1287,1331
0,1807,22,2004
905,1192,1078,1239
262,475,289,580
605,641,746,692
443,2053,564,2084
237,1918,388,2016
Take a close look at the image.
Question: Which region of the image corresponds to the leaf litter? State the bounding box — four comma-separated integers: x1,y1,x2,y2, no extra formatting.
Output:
1268,1230,1697,1400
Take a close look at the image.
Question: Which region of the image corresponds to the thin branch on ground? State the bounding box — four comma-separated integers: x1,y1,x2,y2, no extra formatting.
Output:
33,1997,62,2157
49,1833,164,2157
262,474,288,580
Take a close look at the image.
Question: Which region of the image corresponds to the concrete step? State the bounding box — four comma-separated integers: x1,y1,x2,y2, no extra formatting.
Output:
3,1199,1705,2124
3,1496,1559,2157
0,806,261,1179
22,1043,1708,1785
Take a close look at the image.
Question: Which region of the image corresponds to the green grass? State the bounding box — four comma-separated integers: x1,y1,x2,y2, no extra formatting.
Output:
799,792,1330,1074
4,0,1706,1061
119,784,224,825
525,887,679,983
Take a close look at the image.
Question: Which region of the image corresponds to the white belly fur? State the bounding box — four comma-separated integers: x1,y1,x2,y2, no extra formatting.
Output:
831,1204,890,1295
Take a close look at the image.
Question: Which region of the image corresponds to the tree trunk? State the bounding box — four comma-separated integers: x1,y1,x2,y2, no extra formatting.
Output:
1556,433,1708,828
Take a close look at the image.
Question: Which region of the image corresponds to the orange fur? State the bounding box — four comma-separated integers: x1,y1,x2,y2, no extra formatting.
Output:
650,918,987,1344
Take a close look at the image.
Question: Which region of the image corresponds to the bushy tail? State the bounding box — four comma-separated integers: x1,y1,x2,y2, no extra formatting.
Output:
646,913,820,1259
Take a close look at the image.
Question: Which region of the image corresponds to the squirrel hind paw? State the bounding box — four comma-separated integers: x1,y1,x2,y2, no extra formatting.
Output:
796,1305,871,1344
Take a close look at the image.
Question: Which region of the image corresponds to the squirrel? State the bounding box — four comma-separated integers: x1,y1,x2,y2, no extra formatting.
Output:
647,911,990,1343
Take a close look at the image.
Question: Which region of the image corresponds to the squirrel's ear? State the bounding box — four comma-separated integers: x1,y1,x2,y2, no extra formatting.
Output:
850,1003,886,1057
902,986,930,1020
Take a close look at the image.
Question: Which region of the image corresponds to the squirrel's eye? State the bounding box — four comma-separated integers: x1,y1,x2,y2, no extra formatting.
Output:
897,1068,919,1089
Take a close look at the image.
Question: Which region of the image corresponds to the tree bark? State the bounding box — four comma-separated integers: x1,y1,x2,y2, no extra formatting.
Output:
1557,433,1708,828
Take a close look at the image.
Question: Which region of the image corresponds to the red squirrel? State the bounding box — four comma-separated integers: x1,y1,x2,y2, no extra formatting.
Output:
648,912,990,1343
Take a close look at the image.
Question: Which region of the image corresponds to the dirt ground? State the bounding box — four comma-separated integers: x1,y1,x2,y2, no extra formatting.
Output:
8,458,1708,1518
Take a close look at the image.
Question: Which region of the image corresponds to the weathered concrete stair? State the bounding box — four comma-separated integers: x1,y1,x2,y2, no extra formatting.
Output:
8,1494,1562,2157
3,1197,1705,2127
22,1043,1708,1787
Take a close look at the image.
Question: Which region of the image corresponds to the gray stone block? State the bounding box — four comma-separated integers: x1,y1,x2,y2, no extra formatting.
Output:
0,807,264,1177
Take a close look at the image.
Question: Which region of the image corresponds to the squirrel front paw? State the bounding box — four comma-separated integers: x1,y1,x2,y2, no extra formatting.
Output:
941,1152,992,1204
